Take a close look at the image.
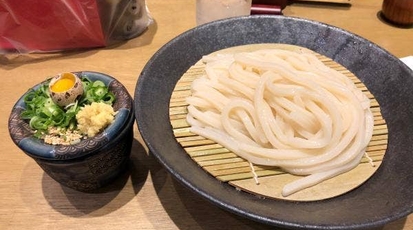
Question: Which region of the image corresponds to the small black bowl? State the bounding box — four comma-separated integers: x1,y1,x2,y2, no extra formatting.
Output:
9,71,134,192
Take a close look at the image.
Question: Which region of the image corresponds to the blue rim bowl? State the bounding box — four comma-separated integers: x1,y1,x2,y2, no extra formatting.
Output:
9,71,134,191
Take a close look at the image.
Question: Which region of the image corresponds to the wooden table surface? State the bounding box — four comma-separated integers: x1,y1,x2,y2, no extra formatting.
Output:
1,0,412,229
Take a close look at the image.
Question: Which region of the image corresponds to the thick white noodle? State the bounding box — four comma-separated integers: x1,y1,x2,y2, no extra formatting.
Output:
186,48,374,197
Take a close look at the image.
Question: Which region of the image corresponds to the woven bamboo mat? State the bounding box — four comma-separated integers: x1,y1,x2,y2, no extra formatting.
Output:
169,44,387,201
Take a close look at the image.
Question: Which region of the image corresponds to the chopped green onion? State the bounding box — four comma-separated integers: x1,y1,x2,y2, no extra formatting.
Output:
20,76,116,137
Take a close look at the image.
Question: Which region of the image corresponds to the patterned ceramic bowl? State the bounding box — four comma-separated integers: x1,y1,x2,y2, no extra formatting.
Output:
8,71,134,192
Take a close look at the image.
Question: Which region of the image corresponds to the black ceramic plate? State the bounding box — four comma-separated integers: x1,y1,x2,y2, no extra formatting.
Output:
134,16,413,229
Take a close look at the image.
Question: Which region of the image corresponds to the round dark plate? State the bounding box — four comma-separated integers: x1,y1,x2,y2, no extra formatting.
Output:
134,16,413,229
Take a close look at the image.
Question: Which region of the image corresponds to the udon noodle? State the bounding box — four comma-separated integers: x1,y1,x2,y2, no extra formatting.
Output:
186,48,374,197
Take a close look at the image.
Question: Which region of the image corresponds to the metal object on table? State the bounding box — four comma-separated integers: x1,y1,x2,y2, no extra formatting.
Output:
251,0,287,15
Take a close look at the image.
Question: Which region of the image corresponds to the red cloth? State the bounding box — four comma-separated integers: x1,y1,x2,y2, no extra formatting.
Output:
0,0,105,53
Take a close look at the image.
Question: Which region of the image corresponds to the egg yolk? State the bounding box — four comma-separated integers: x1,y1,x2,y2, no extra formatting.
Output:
51,76,75,93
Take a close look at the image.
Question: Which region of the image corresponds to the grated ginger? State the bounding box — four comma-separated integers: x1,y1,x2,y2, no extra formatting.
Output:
76,102,117,137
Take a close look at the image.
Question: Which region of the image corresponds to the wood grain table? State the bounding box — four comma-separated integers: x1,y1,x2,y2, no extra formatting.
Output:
1,0,412,229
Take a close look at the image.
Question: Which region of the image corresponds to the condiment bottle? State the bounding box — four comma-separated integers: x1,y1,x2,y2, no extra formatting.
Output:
382,0,413,26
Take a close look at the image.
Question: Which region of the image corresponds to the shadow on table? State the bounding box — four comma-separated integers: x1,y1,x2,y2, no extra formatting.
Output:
39,138,149,217
147,150,283,230
285,0,351,12
0,49,99,70
147,150,408,230
376,218,408,230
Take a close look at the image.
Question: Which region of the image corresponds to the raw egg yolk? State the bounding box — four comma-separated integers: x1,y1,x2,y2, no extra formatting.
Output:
51,75,75,92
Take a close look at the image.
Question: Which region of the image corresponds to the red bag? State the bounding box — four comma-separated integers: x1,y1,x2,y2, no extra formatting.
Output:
0,0,151,53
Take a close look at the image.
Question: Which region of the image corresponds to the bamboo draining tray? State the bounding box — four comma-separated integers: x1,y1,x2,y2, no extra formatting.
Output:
169,44,387,201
